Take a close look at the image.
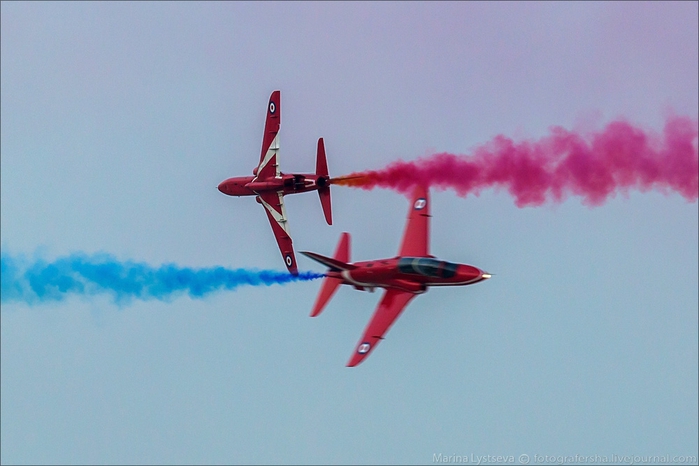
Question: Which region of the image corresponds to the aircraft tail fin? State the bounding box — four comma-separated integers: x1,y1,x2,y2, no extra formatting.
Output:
316,138,332,225
303,232,351,317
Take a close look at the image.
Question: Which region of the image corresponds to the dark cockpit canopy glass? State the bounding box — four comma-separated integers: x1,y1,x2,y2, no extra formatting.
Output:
398,257,458,278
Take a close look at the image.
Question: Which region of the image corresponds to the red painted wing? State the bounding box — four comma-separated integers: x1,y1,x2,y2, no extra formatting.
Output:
398,185,430,257
347,289,416,367
256,90,281,180
258,190,297,275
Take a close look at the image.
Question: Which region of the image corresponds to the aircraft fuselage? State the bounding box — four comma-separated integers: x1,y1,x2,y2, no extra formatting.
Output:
218,173,329,197
326,257,489,294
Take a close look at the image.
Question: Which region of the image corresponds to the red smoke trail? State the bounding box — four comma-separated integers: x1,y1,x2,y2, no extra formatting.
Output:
332,116,698,207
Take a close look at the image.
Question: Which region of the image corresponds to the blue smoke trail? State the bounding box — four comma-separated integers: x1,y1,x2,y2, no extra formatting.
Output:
1,252,324,305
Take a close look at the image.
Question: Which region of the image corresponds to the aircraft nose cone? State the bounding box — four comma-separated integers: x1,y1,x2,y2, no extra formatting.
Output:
457,265,481,281
455,265,492,283
217,180,228,194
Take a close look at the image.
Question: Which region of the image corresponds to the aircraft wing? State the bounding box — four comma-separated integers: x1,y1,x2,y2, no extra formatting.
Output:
256,90,281,180
258,190,298,275
398,185,430,257
347,288,416,367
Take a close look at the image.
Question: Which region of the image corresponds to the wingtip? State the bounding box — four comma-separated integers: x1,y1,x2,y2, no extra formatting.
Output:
346,347,368,367
346,356,362,367
309,297,324,317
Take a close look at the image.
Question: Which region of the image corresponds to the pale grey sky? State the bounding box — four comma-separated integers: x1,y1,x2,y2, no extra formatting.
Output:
2,2,697,464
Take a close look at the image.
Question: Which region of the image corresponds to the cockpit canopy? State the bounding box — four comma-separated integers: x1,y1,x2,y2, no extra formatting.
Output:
397,257,458,279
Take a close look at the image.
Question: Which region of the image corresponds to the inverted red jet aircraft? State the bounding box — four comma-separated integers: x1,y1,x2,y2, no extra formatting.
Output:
302,186,491,366
217,91,332,275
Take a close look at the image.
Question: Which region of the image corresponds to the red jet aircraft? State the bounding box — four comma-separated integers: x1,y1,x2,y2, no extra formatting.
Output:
302,186,491,366
217,91,332,275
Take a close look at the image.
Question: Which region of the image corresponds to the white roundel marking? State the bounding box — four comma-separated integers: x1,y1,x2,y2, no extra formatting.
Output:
285,255,293,266
269,102,276,114
358,343,371,354
414,198,427,210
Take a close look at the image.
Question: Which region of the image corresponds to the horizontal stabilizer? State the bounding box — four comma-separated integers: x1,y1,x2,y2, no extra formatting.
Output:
318,188,332,225
316,138,332,225
310,277,341,317
316,138,329,178
300,251,355,272
307,233,351,317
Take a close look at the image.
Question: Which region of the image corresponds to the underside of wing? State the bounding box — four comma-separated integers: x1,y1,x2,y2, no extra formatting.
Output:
347,289,416,367
258,190,297,275
256,90,281,180
398,185,430,257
